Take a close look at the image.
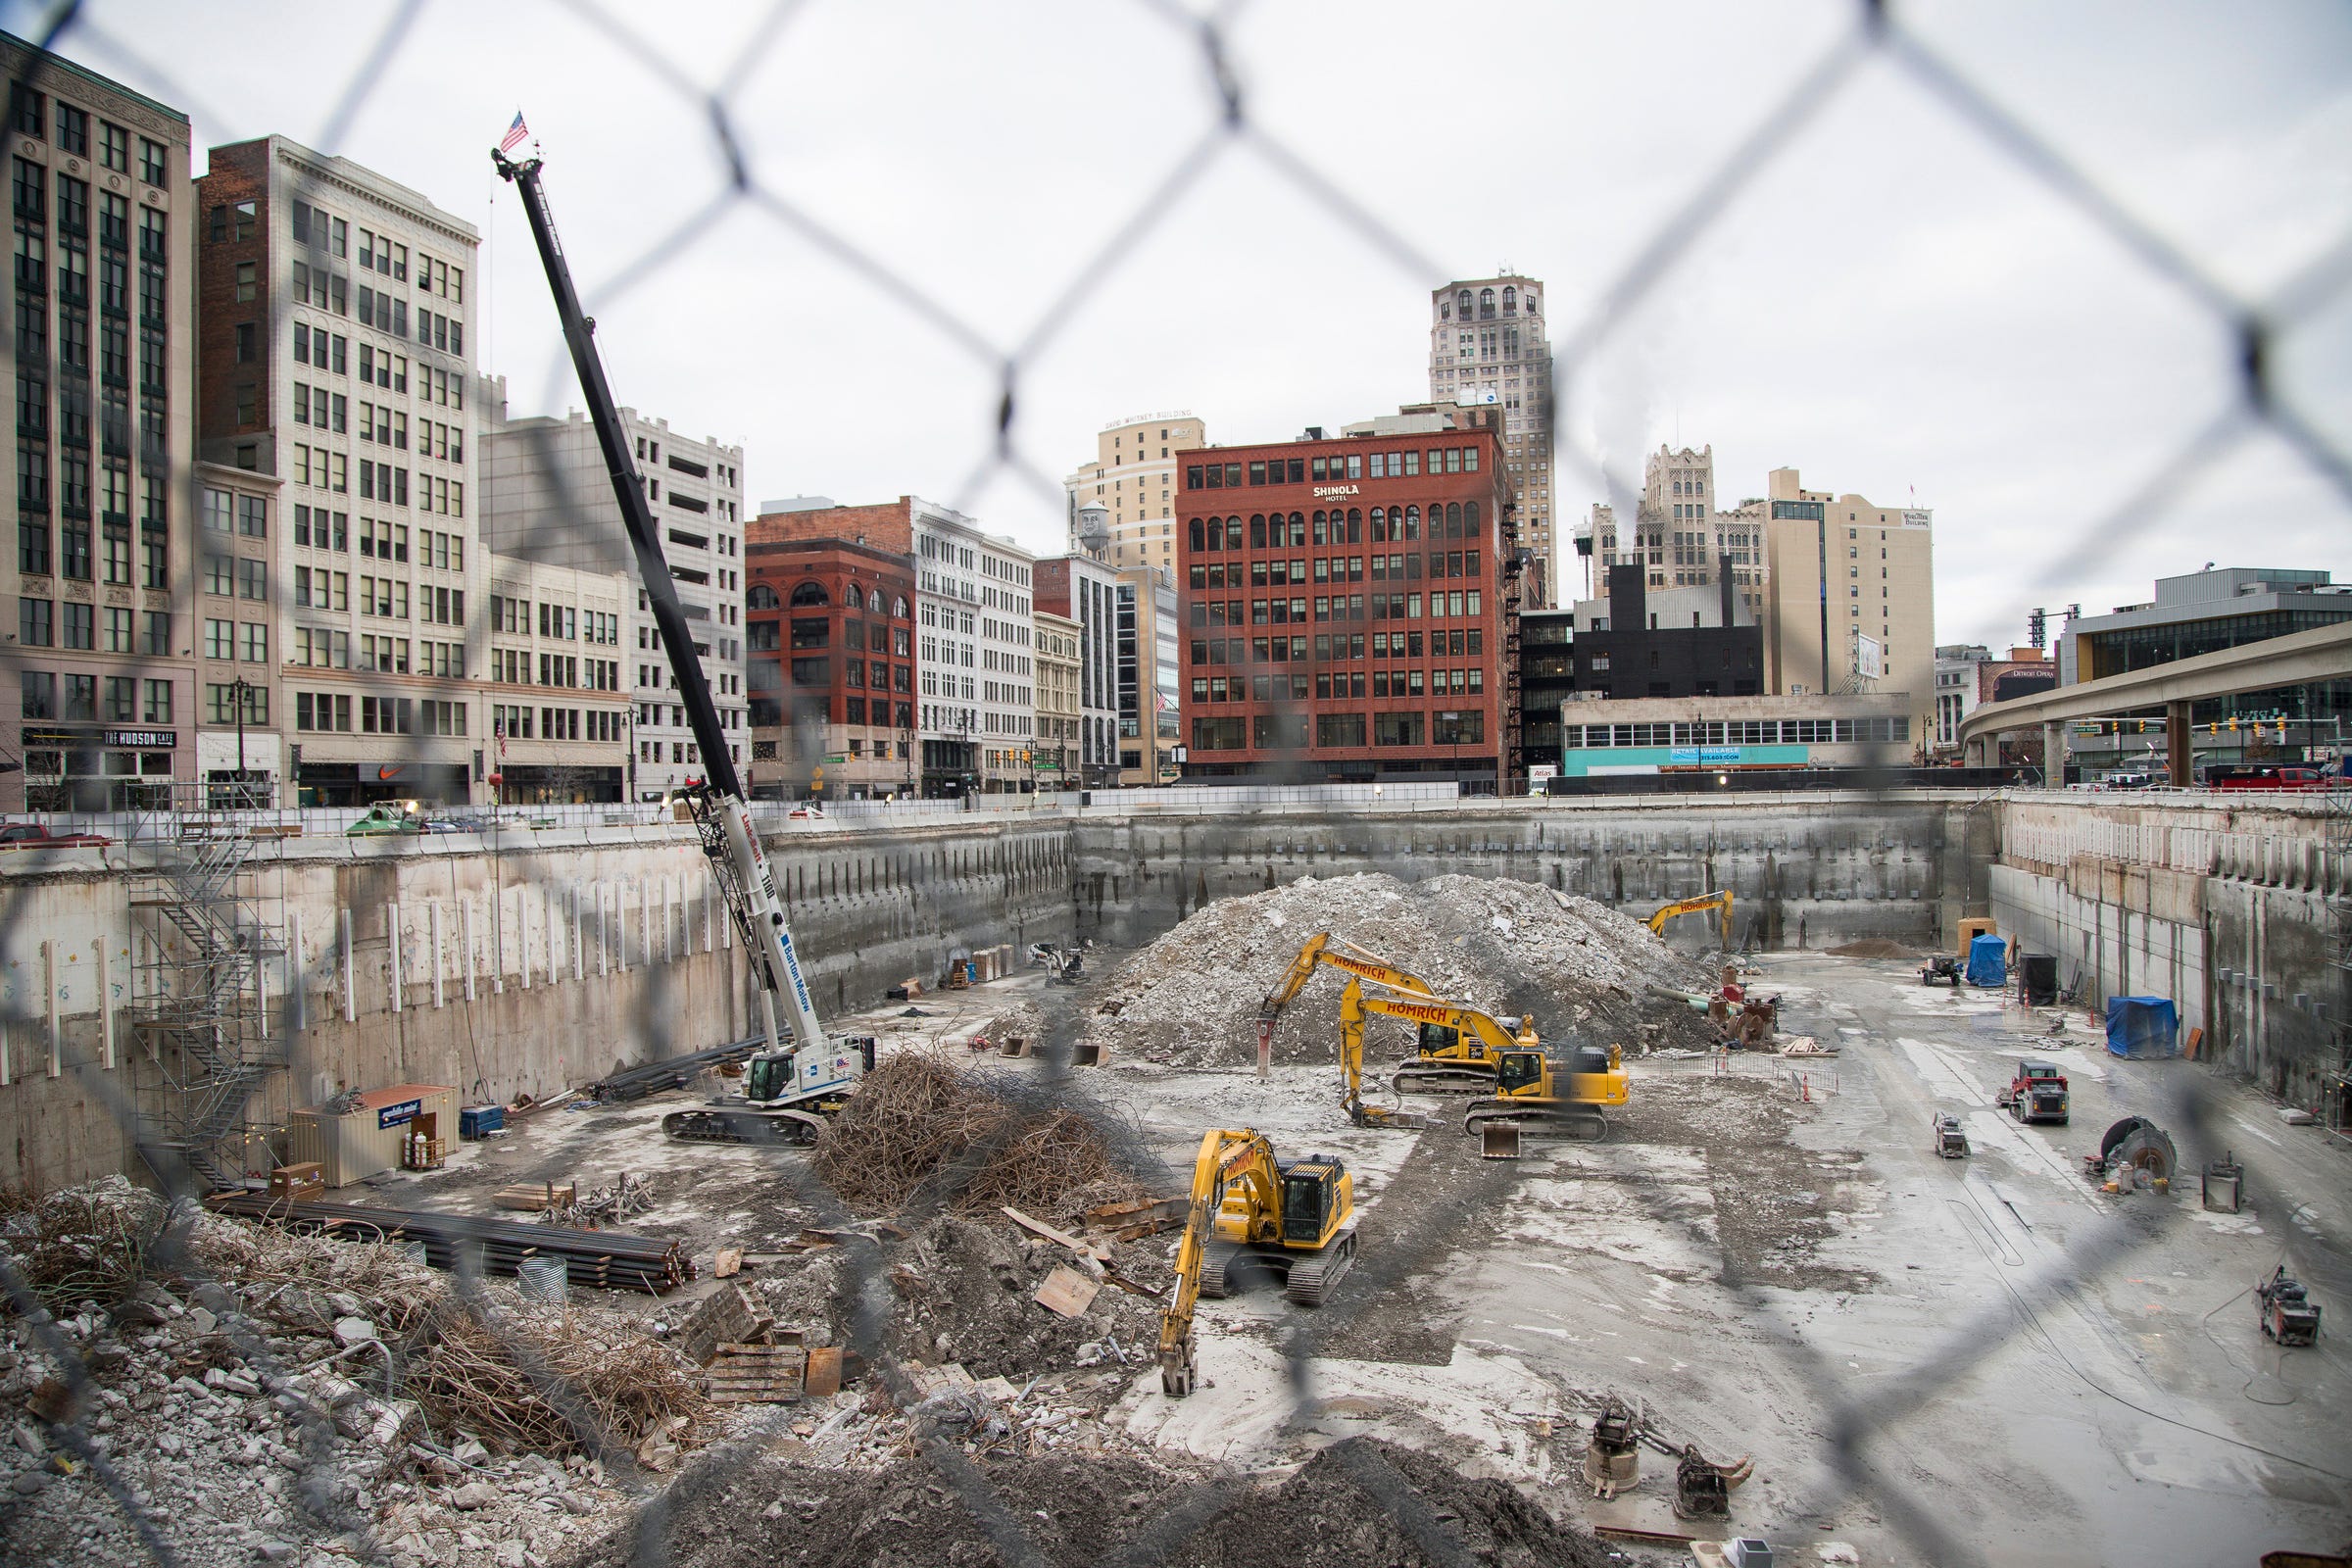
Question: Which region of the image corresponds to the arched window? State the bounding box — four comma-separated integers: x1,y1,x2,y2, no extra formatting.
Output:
1524,290,1539,316
893,596,909,617
1446,502,1462,536
869,589,885,612
1347,507,1362,544
1455,288,1473,318
1369,507,1386,542
747,582,780,610
1479,287,1495,318
1502,285,1516,314
789,580,828,608
1463,501,1480,532
843,580,860,610
1403,505,1420,540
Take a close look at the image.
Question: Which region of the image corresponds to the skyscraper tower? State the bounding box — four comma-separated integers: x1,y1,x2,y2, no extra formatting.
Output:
1429,274,1552,607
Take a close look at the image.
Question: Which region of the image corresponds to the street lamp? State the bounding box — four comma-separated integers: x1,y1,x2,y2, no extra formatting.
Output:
228,674,256,806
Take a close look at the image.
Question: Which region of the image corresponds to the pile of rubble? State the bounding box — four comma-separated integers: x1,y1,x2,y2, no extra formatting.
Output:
1073,873,1714,1067
579,1434,1615,1568
749,1213,1171,1383
0,1178,702,1568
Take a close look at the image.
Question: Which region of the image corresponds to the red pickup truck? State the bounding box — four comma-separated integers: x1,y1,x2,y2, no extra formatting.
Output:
0,821,111,849
2204,765,2333,792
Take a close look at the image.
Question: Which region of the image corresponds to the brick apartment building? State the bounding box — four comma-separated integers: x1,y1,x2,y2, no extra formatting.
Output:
1177,426,1520,790
744,535,915,801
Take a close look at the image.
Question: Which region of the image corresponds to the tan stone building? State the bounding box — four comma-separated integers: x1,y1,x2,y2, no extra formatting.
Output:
195,135,484,806
1,35,200,809
1429,276,1554,607
192,463,284,797
481,553,630,803
1032,610,1080,784
1584,445,1765,617
1758,467,1936,747
1061,413,1205,573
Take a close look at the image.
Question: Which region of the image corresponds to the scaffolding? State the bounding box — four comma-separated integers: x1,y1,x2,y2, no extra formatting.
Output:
124,781,292,1192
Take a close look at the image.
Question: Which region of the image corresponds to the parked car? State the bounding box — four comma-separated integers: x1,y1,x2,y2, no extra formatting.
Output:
787,802,826,820
0,821,110,849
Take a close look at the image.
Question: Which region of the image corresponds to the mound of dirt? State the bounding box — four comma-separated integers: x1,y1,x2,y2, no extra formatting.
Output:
1825,937,1926,960
810,1054,1157,1221
574,1435,1612,1568
1081,873,1712,1067
748,1214,1169,1381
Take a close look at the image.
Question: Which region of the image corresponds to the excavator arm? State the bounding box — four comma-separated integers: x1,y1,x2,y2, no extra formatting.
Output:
1646,890,1733,947
1160,1129,1283,1396
1255,933,1439,1079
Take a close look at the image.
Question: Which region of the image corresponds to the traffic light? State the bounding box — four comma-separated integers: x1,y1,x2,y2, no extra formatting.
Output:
2027,608,2046,649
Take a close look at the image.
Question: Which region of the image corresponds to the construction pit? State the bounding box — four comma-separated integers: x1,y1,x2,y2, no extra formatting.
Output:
4,873,2350,1568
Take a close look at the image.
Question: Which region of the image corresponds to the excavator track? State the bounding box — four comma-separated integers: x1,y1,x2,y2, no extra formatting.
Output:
1281,1230,1357,1306
1460,1101,1609,1143
1198,1242,1242,1299
661,1106,826,1147
1391,1059,1499,1096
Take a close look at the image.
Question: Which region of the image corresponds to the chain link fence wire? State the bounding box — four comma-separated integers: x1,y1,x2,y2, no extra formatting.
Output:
2,1,2348,1565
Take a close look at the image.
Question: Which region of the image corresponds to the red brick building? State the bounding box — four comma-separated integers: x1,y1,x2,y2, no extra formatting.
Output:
1179,426,1521,790
745,538,915,800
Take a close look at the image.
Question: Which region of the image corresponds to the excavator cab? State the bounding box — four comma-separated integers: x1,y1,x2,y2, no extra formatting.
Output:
743,1051,796,1102
1278,1158,1348,1245
1416,1021,1461,1055
1494,1050,1547,1095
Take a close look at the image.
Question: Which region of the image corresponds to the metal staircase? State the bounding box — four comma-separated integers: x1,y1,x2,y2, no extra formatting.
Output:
126,785,289,1193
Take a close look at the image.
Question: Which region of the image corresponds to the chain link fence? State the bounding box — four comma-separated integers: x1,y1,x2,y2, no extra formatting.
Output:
2,2,2348,1565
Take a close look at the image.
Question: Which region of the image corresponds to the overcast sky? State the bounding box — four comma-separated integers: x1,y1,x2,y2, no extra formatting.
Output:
24,0,2352,648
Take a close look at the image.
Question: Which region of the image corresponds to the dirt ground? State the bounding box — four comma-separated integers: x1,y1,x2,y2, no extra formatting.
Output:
173,943,2352,1568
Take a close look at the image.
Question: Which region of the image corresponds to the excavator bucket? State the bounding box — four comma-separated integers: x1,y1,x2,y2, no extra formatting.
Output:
1481,1121,1523,1160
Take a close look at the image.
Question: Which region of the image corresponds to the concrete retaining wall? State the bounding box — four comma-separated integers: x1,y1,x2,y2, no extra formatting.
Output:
1068,795,1962,953
0,818,1073,1191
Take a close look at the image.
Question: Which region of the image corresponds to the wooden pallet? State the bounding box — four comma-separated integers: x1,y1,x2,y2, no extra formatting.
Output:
706,1340,807,1404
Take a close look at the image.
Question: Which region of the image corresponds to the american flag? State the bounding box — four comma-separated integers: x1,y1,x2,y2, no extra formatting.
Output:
499,112,529,155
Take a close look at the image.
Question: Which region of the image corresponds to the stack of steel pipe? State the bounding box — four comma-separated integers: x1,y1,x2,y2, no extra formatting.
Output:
586,1035,765,1103
206,1193,695,1294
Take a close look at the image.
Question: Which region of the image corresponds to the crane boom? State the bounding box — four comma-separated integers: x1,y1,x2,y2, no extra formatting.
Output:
492,147,821,1054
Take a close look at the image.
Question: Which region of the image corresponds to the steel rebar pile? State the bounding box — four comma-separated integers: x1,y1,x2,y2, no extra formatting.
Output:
206,1192,695,1293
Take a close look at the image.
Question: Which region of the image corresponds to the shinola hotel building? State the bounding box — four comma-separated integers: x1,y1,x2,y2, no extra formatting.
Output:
1175,425,1521,793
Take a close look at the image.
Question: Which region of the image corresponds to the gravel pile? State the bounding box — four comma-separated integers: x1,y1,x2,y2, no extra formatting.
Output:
1079,873,1713,1067
0,1178,697,1568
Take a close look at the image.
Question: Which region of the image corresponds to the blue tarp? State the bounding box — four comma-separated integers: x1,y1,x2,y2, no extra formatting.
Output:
2106,996,2180,1058
1965,933,2008,988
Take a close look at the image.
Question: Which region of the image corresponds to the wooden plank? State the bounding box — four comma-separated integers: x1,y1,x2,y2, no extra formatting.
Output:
1002,1205,1109,1263
804,1347,842,1398
1035,1264,1101,1319
706,1342,805,1404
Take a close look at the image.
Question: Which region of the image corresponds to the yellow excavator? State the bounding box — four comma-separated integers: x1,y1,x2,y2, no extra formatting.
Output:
1259,934,1439,1126
1355,991,1629,1142
1158,1128,1358,1396
1647,890,1734,947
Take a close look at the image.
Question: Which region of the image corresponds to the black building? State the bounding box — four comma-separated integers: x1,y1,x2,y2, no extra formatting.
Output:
1518,609,1575,771
1572,561,1762,700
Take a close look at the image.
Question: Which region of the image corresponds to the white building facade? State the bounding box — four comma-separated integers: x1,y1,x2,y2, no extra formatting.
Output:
911,498,1035,795
478,381,745,801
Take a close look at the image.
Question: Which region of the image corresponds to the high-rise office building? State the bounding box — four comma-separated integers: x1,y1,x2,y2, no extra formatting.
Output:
195,135,481,806
1,34,197,809
1758,467,1936,745
1584,445,1766,617
1429,275,1552,608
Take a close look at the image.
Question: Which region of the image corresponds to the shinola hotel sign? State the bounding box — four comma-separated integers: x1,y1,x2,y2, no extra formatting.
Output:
1311,484,1360,499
